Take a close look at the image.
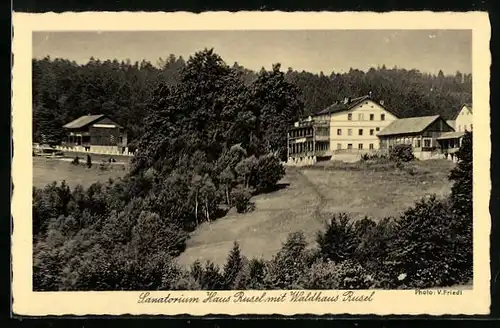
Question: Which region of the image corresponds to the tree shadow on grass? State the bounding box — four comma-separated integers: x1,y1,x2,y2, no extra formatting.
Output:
256,182,290,195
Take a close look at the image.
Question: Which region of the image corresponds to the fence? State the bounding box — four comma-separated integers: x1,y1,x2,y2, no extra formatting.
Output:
34,143,135,157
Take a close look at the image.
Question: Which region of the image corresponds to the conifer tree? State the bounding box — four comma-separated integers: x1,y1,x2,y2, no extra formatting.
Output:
222,241,244,289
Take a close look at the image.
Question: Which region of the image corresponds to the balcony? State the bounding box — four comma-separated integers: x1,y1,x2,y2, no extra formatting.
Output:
314,135,330,142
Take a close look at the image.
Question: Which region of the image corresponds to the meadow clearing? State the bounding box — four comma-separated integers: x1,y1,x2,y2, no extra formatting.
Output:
33,156,129,189
32,156,456,268
177,159,456,267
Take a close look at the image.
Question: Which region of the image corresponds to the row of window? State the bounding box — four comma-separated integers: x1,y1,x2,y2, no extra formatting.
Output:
457,124,473,132
348,113,385,121
340,143,375,150
290,142,376,153
289,141,328,154
382,138,431,148
289,128,314,138
337,127,381,136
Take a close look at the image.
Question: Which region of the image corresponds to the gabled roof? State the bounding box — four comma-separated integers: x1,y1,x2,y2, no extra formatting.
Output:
313,95,400,118
453,103,473,119
315,96,370,116
377,115,442,137
446,120,456,129
63,114,123,129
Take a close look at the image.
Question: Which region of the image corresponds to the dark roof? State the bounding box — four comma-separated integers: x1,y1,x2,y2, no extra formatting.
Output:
63,114,123,129
377,115,441,137
313,95,400,118
437,131,465,140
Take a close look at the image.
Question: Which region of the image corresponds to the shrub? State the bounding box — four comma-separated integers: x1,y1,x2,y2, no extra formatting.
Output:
316,213,360,263
230,185,254,213
252,154,286,192
32,181,72,239
245,258,267,290
131,211,188,257
189,260,224,290
447,131,473,282
360,152,389,162
33,240,65,291
263,231,310,289
449,131,473,218
386,195,469,288
389,144,415,162
298,259,374,289
63,244,178,291
235,155,258,188
354,217,397,272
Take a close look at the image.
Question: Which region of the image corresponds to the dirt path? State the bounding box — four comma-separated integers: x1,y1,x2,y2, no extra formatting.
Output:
176,168,325,267
295,169,327,219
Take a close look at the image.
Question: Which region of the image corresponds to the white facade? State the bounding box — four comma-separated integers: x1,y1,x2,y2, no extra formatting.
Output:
455,104,473,132
327,100,399,152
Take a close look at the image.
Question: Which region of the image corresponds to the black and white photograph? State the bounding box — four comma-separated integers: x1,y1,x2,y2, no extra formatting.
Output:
12,12,490,316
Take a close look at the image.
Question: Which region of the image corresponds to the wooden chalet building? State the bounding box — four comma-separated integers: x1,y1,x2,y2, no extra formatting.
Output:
62,114,128,154
377,115,455,160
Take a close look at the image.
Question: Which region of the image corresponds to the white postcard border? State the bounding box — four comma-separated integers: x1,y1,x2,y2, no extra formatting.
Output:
12,11,491,316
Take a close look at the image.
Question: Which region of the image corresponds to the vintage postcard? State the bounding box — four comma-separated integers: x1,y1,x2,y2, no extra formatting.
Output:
12,11,491,316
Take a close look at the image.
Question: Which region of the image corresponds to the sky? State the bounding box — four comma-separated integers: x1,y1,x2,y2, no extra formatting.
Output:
32,30,472,75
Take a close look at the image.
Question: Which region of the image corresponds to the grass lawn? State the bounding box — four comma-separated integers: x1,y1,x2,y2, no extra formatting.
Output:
61,151,133,164
177,159,456,267
33,156,128,189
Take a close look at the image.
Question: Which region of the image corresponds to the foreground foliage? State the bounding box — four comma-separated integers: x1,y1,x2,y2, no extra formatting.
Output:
34,133,472,291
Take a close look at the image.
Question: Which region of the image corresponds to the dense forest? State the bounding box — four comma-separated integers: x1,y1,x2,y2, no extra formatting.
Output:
32,49,472,291
32,52,472,149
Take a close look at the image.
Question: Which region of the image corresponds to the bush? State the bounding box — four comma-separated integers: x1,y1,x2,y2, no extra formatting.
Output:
189,260,224,290
316,213,360,263
131,211,188,257
360,152,389,162
245,258,267,290
230,185,254,213
354,217,397,273
298,259,374,289
386,195,468,288
389,144,415,162
263,231,310,289
449,131,473,218
252,154,286,192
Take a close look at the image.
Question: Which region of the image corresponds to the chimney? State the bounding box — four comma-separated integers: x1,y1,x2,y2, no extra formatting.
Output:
379,100,385,106
343,97,350,105
368,91,373,98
